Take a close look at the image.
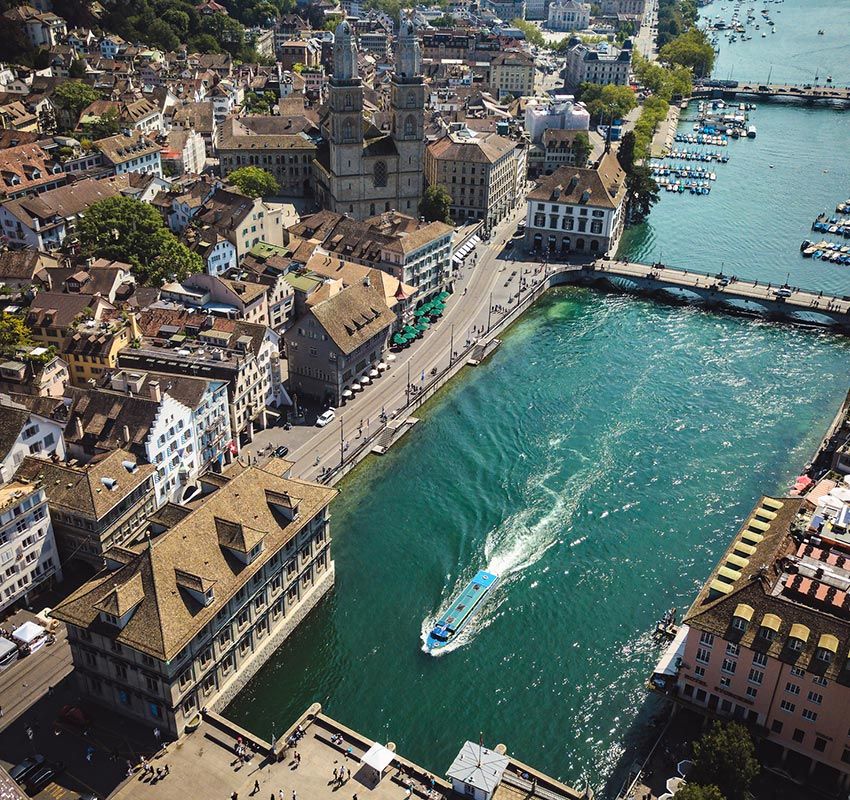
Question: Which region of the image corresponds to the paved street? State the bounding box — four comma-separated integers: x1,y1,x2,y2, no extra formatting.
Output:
246,204,543,482
0,614,71,732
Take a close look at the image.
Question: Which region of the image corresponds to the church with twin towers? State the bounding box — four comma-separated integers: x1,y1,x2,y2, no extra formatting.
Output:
312,17,426,220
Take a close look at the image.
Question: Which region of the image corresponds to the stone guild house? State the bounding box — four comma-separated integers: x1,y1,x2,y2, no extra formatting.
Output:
51,461,336,738
523,152,627,257
284,278,396,407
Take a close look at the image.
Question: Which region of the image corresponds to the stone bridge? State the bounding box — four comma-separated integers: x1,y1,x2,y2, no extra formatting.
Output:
546,260,850,330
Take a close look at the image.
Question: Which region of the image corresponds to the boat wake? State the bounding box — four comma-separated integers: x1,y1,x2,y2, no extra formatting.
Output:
421,464,595,656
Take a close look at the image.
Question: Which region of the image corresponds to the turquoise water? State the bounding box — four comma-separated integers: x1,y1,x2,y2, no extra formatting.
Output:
226,3,850,795
700,0,850,86
227,292,850,793
620,103,850,295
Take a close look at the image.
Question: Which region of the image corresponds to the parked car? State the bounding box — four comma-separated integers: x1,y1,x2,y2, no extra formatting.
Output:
316,409,336,427
57,704,91,729
274,445,290,458
9,755,44,785
26,762,63,794
774,287,792,298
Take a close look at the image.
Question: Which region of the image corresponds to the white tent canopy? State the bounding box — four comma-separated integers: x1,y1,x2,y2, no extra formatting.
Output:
361,743,395,778
13,621,46,644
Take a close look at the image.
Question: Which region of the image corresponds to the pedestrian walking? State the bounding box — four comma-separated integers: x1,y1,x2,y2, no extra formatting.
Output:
253,780,260,795
279,789,285,800
292,790,297,800
153,726,161,743
231,793,238,800
333,767,338,783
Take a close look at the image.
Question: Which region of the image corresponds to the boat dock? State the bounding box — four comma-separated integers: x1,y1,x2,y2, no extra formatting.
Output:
548,260,850,329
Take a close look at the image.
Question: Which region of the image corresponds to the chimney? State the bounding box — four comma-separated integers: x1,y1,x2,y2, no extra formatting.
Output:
363,274,371,287
149,380,161,402
73,416,84,440
122,424,131,445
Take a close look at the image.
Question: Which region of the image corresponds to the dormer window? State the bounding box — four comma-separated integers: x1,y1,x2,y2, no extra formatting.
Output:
817,633,838,663
788,623,810,653
101,612,119,626
759,612,782,641
731,603,753,632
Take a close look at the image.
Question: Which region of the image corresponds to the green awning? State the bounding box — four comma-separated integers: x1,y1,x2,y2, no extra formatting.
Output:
429,305,444,317
404,325,418,336
413,307,427,317
415,321,430,332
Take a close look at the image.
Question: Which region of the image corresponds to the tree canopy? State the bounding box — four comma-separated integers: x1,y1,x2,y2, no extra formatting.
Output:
632,51,692,101
690,722,759,800
578,83,637,123
77,196,203,286
510,18,545,48
419,185,452,223
226,166,280,198
674,785,727,800
657,0,699,48
53,80,99,120
617,130,659,223
0,313,35,360
659,28,715,78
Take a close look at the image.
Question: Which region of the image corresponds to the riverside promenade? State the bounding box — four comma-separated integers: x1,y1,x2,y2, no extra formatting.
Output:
248,243,850,485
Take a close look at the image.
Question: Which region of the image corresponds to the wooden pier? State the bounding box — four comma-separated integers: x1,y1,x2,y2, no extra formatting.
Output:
548,260,850,329
693,83,850,105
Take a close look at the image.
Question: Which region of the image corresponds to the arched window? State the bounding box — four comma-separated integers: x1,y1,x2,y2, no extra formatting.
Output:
344,94,352,110
373,160,387,187
406,91,416,108
343,119,353,141
404,115,416,137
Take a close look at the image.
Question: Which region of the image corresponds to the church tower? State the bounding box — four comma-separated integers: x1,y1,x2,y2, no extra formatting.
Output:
328,20,364,199
391,17,425,213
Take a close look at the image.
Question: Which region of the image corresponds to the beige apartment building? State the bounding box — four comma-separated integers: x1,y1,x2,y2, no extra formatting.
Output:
653,492,850,792
425,126,522,232
52,462,336,738
490,51,534,99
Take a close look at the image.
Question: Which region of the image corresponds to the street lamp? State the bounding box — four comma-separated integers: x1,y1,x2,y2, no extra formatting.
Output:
339,415,344,466
449,323,454,365
487,291,493,332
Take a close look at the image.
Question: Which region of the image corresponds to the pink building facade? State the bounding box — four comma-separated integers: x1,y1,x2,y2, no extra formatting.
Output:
653,494,850,792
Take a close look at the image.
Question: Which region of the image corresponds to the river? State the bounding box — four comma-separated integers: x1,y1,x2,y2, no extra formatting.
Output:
226,3,850,795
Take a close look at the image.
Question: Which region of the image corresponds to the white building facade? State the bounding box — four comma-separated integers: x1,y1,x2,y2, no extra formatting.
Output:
547,0,590,31
0,482,62,612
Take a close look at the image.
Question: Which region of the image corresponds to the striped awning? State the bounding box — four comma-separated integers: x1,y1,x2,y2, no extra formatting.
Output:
733,603,755,622
789,623,811,642
761,613,782,632
818,633,839,653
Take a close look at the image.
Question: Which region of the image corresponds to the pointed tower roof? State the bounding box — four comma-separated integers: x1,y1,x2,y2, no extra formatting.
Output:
332,19,358,83
394,15,421,83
